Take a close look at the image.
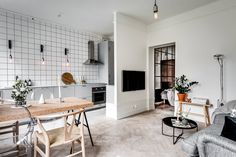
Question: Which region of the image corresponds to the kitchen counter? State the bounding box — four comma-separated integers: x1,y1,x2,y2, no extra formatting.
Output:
0,83,107,90
0,83,107,104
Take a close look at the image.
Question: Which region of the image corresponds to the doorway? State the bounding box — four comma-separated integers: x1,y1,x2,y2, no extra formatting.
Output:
154,44,175,106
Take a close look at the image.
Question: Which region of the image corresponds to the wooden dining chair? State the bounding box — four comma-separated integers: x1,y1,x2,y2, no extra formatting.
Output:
0,121,20,156
34,110,85,157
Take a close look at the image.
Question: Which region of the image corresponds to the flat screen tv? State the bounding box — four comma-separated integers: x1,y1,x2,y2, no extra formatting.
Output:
122,70,145,92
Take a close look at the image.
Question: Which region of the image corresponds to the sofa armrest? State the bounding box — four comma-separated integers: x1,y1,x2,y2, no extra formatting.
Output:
212,100,236,124
212,112,230,125
197,133,236,157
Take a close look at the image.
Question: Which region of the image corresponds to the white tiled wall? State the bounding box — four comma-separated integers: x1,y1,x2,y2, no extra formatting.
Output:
0,8,103,87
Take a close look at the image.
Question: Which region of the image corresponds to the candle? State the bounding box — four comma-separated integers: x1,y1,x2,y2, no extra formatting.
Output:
58,75,61,99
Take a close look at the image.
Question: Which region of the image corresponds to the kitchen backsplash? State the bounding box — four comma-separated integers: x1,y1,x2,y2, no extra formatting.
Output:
0,8,102,87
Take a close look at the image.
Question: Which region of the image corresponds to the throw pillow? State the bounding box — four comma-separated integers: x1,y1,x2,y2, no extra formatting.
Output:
221,116,236,141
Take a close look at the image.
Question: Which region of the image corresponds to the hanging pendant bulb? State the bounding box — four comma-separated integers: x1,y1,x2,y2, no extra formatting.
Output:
65,48,70,67
153,0,159,19
154,11,158,19
41,57,45,65
8,40,13,63
9,53,13,63
40,45,45,65
66,58,70,67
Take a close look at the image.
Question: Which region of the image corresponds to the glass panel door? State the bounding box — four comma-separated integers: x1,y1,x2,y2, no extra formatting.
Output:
154,44,175,103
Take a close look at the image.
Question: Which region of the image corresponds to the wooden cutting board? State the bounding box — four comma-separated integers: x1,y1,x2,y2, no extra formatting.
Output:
61,72,76,85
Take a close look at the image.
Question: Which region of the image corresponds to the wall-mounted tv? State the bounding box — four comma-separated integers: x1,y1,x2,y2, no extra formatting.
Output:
122,70,145,92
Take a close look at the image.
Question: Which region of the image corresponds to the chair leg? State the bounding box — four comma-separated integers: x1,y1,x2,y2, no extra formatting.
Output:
70,141,74,154
45,145,50,157
33,136,37,157
81,136,85,157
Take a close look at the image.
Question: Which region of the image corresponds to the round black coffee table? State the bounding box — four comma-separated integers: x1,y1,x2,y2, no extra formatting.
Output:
162,117,198,144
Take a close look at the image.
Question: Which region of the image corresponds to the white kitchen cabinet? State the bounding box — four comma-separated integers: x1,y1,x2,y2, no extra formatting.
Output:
99,41,114,85
32,87,54,100
1,84,96,102
1,90,12,100
75,85,92,99
61,86,75,98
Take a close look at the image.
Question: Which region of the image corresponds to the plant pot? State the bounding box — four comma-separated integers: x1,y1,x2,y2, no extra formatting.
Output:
177,93,187,102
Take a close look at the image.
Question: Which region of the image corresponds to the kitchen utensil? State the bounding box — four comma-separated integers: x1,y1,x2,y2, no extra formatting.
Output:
61,72,76,85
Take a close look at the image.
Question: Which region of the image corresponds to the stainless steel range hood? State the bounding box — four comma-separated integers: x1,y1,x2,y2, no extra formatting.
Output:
83,40,103,65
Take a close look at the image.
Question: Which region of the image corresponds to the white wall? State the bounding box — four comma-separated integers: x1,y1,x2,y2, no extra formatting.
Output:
113,12,147,119
147,0,236,120
0,8,102,87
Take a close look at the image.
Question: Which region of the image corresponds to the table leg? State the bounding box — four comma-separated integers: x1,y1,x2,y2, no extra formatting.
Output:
172,128,184,144
76,112,94,146
162,120,184,145
206,106,211,126
84,112,94,146
203,106,210,127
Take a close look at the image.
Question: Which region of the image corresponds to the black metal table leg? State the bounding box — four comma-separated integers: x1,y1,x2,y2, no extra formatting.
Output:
162,117,198,145
76,112,94,146
172,128,184,144
162,119,184,145
84,112,94,146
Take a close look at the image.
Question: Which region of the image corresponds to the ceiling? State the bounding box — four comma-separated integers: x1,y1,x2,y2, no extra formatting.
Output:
0,0,218,35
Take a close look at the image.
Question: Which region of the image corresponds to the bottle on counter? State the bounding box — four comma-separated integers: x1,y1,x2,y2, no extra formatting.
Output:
24,80,28,86
28,79,32,86
15,75,19,81
80,76,86,84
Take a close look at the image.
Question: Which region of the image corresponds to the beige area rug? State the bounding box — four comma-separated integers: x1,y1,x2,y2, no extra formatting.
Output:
51,109,203,157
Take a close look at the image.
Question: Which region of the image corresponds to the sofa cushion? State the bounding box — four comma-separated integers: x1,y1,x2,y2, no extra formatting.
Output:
221,116,236,142
182,124,223,156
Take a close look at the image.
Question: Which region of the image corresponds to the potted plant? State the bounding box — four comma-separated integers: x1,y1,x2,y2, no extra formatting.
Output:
174,75,198,102
11,80,32,107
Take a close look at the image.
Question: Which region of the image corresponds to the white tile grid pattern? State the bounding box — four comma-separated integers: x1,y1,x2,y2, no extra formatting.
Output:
0,8,102,87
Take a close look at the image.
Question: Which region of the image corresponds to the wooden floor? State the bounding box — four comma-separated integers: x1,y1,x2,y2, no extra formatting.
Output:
49,108,203,157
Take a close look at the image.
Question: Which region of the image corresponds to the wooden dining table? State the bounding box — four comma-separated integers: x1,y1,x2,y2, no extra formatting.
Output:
0,97,93,122
0,97,93,156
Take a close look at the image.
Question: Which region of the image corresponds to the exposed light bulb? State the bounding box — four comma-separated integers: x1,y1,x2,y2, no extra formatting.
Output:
9,54,13,63
154,12,158,19
41,57,45,65
153,0,159,20
66,59,70,67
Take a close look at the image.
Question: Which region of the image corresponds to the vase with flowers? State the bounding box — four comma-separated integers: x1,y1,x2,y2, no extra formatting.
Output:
11,80,32,108
174,75,198,102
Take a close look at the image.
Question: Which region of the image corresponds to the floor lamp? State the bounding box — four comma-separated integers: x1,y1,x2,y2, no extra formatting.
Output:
213,54,224,107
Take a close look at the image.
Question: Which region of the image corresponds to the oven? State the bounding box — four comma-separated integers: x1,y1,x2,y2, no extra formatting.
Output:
92,87,106,105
